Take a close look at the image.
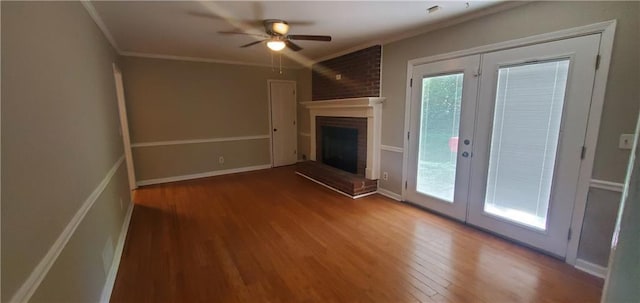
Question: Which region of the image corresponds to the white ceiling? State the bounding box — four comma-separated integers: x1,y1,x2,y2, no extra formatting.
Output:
91,1,507,66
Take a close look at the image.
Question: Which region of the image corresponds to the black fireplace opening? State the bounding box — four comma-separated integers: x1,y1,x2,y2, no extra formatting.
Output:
321,126,358,174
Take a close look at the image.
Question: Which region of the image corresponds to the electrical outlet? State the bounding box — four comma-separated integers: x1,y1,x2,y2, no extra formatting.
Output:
218,156,225,165
382,172,389,181
619,134,635,150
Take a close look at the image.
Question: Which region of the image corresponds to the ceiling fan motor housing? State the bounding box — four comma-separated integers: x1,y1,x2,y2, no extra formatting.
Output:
264,19,289,36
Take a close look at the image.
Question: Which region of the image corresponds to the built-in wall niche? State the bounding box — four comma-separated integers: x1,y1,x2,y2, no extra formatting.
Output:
316,117,367,176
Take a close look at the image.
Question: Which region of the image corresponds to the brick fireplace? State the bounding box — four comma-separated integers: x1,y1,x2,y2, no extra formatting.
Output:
297,97,385,198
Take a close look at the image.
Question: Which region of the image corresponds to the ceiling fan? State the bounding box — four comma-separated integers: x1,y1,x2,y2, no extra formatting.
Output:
219,19,332,52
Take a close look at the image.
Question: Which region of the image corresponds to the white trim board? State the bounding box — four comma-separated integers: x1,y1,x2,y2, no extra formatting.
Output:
575,258,608,279
377,188,402,201
131,135,270,148
136,164,272,186
590,179,624,193
400,20,617,266
381,145,404,153
100,201,134,303
9,156,125,303
80,1,120,52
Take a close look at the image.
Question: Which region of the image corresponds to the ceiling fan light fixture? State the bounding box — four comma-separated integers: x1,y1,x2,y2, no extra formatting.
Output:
267,40,286,51
272,22,290,35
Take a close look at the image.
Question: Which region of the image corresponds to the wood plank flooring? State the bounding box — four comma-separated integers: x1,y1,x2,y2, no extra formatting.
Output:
110,166,603,303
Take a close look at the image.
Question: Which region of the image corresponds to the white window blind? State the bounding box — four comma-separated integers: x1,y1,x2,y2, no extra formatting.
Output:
484,59,570,230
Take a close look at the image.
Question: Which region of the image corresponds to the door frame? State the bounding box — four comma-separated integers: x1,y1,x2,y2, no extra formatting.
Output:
112,63,137,190
401,20,616,265
267,79,297,167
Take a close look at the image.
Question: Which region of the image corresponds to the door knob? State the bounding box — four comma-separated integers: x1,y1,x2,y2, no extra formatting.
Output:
462,151,470,158
273,128,278,132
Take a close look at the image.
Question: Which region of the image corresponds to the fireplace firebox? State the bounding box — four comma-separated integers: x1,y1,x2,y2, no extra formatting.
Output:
316,116,367,177
321,126,358,174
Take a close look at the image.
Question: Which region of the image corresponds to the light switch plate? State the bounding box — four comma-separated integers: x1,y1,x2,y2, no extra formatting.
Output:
619,134,635,150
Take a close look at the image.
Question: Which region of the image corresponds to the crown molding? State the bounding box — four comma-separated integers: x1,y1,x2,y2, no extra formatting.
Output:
80,0,120,53
120,51,303,69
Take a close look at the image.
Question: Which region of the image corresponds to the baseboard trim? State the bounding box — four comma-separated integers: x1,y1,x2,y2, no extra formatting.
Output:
100,201,134,303
9,156,125,303
377,188,402,201
295,172,377,199
575,258,608,279
136,164,272,186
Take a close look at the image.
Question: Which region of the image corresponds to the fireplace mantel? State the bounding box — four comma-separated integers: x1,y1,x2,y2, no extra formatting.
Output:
301,97,386,180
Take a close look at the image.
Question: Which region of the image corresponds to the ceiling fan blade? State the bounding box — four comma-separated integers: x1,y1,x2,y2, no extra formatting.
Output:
240,40,265,48
288,35,332,42
286,21,315,26
285,40,303,52
218,31,268,38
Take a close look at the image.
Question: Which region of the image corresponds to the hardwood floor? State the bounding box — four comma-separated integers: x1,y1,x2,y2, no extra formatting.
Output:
110,167,603,303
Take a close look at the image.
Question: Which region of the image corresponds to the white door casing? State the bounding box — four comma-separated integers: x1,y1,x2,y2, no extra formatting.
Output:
269,80,298,167
112,64,137,190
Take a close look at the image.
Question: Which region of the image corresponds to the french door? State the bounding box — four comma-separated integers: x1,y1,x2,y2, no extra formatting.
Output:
406,55,480,221
406,34,600,257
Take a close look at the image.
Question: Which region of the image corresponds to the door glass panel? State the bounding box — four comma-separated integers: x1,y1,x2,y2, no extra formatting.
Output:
417,73,464,202
484,59,570,230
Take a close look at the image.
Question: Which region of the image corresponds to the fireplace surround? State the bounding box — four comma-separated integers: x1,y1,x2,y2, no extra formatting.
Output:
301,97,385,180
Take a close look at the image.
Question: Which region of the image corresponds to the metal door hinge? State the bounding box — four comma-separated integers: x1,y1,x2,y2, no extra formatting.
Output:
581,146,587,159
410,78,413,87
405,181,408,189
595,55,601,70
407,132,410,140
568,228,572,241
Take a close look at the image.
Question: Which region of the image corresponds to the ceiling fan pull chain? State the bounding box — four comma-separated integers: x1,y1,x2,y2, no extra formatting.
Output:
279,54,283,74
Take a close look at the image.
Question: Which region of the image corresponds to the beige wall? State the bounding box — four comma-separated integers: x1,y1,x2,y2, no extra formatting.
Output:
1,1,131,301
377,1,639,267
121,57,299,182
133,139,270,181
578,188,622,265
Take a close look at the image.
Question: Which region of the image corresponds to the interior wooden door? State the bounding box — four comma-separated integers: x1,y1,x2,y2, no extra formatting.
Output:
270,80,298,167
